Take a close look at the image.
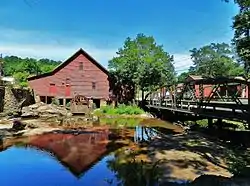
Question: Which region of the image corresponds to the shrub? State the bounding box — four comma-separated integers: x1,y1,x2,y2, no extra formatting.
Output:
94,104,145,115
66,101,71,108
196,119,208,128
51,98,60,106
227,153,248,176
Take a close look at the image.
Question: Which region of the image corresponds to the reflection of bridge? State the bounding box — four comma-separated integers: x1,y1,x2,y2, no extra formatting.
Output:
145,77,250,127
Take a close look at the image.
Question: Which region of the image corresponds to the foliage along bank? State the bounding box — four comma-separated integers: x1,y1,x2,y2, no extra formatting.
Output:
177,42,244,82
2,56,60,87
94,104,145,116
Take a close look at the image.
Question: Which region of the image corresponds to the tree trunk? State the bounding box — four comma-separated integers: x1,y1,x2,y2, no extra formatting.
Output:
142,89,144,101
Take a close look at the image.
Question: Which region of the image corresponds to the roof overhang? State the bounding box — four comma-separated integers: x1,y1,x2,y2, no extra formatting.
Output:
28,48,109,81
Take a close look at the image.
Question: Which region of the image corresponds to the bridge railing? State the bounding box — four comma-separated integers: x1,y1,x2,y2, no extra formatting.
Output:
147,98,248,120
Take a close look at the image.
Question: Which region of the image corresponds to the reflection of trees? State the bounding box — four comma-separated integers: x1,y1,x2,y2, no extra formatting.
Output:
134,126,158,143
106,149,162,186
106,126,164,186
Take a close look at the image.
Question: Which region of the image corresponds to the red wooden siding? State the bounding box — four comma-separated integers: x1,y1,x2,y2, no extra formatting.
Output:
28,49,110,99
49,84,57,95
195,85,213,98
65,85,71,97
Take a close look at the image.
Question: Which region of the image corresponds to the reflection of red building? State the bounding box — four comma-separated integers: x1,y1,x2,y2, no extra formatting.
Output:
28,129,110,177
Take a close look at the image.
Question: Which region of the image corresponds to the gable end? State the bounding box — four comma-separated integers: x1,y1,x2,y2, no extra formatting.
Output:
28,48,109,81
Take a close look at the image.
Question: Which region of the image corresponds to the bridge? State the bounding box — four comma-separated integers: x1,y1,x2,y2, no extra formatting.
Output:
145,76,250,128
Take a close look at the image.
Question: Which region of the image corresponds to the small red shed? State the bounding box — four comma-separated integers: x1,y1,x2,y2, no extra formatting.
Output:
28,48,111,108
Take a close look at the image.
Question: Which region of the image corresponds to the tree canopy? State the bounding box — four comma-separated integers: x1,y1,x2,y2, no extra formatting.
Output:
232,0,250,73
108,33,175,102
177,43,244,82
177,72,191,83
224,0,250,73
1,56,59,87
189,43,244,77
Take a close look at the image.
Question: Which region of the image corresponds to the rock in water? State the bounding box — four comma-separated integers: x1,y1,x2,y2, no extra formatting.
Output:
12,120,26,131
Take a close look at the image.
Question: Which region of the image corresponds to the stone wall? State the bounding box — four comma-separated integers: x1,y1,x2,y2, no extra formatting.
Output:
0,87,4,112
1,86,35,116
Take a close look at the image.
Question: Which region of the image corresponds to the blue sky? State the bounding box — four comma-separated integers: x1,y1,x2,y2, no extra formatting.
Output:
0,0,238,72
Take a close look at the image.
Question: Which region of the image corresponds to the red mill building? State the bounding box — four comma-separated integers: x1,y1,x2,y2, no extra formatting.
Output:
28,48,111,108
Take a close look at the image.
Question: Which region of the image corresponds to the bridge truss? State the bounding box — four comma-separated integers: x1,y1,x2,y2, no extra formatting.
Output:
146,77,250,125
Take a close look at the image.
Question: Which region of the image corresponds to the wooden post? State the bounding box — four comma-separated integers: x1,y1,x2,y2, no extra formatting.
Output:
248,82,250,129
208,118,213,129
174,85,177,108
226,83,228,98
63,98,66,107
217,118,223,130
199,83,204,102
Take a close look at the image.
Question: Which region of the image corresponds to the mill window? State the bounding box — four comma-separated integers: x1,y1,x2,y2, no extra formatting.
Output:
66,78,70,85
79,62,83,70
92,82,96,90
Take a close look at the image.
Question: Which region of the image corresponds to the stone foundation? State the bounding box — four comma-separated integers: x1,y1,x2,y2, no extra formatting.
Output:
1,86,35,116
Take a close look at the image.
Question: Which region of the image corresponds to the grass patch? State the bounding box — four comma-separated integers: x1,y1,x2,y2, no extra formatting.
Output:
185,119,246,131
196,119,209,128
222,120,246,130
94,104,145,116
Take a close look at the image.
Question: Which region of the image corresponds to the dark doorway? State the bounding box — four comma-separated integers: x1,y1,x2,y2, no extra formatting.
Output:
93,99,101,108
59,99,63,105
47,96,54,104
40,96,46,103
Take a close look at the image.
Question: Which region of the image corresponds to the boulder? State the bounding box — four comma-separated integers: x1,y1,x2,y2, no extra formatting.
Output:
140,113,154,118
21,103,72,119
12,120,26,131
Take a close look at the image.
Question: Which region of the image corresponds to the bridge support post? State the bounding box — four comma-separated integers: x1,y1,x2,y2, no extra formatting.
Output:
217,119,223,130
208,118,213,129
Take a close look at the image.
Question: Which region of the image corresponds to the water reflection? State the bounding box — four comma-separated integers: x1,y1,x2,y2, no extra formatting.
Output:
0,118,183,186
28,130,110,177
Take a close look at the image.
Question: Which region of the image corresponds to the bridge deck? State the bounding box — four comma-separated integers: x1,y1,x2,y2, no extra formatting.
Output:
146,99,249,122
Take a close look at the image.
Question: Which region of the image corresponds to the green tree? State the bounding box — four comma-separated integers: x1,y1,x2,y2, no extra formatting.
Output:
233,0,250,73
109,33,175,103
13,71,30,87
2,55,59,87
189,43,244,77
224,0,250,74
177,72,191,82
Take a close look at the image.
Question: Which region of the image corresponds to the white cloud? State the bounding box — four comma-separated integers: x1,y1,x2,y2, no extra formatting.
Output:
0,44,116,68
0,28,193,72
173,54,193,74
0,28,117,68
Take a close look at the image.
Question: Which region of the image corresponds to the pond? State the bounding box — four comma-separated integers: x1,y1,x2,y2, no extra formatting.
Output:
0,118,183,186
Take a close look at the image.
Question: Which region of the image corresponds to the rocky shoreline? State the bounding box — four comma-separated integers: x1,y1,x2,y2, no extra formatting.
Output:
0,102,154,139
